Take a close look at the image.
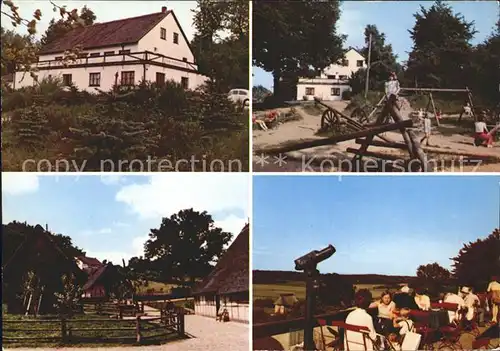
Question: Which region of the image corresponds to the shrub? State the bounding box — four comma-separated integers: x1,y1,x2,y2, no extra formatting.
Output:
341,90,352,100
253,298,274,308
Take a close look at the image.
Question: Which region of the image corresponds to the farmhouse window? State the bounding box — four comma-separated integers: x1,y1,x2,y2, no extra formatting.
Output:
89,52,100,57
160,27,166,40
182,57,187,62
173,32,179,44
121,71,135,86
156,72,165,86
339,75,348,80
55,56,63,61
119,49,131,55
77,53,88,58
89,73,101,87
327,75,336,79
357,60,364,67
331,88,341,96
343,60,349,66
104,51,115,56
305,87,315,96
62,74,72,86
181,77,188,89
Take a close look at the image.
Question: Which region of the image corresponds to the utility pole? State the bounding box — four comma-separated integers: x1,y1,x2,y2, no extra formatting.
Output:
364,33,372,99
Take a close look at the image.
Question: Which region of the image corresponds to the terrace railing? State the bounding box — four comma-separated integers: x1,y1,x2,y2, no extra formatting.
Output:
253,308,378,350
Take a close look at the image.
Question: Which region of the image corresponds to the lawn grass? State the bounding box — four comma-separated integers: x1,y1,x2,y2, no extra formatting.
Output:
134,281,179,294
254,282,306,300
254,282,406,302
2,313,183,348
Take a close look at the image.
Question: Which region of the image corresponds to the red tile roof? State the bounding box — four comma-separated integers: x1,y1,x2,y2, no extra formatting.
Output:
39,11,171,54
76,255,102,267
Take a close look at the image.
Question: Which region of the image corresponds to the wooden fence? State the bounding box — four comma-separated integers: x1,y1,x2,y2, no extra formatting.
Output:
82,301,136,319
3,310,185,345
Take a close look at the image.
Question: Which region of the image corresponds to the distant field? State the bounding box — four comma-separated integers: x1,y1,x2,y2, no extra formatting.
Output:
254,281,306,300
254,282,406,301
135,281,178,294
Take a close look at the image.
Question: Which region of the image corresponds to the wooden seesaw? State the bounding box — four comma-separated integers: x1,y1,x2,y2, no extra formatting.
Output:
254,94,430,172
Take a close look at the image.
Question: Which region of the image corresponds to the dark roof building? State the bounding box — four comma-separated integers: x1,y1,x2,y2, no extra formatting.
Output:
194,223,249,295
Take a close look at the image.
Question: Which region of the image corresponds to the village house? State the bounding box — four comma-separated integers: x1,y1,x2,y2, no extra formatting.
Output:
13,6,207,91
274,293,299,315
193,224,249,323
75,255,103,275
297,48,366,101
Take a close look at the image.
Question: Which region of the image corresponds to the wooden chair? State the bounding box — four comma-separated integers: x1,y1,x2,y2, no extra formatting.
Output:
317,319,392,351
410,310,437,350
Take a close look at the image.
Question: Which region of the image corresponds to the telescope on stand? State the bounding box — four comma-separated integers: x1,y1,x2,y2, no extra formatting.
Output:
294,245,336,351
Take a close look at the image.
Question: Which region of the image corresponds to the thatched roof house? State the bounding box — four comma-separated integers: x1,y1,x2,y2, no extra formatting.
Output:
193,223,249,322
3,224,85,314
274,293,299,315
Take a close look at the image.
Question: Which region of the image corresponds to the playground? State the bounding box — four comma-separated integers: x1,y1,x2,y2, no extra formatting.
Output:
252,89,500,172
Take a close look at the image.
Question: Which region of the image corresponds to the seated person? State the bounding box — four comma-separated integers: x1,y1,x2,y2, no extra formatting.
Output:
369,291,396,334
461,286,484,327
414,288,431,311
443,288,466,325
393,307,415,339
393,286,419,311
474,112,499,148
345,289,378,351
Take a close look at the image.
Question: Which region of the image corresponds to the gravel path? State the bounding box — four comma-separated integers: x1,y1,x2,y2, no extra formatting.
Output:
6,315,249,351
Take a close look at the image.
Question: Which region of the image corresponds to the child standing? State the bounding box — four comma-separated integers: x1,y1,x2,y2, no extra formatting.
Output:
420,113,432,146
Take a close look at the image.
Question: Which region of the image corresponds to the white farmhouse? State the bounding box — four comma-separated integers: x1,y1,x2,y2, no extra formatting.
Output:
297,48,366,101
13,6,207,91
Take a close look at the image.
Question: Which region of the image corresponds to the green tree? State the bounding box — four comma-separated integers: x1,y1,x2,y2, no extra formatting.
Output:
252,85,271,102
253,1,345,100
144,209,233,285
451,229,500,291
469,14,500,105
191,0,248,91
350,25,401,94
405,0,476,89
1,27,39,76
41,5,95,46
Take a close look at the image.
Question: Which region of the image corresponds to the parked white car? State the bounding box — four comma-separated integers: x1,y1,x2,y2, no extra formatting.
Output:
228,89,249,106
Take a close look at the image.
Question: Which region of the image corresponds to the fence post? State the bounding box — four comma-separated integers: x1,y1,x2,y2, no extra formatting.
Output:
136,315,142,344
178,311,185,337
61,317,67,343
119,305,123,319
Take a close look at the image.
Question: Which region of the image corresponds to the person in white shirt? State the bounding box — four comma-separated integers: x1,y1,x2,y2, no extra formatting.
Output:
461,286,479,321
487,276,500,323
420,113,432,146
385,72,400,99
444,290,465,324
414,288,431,311
345,289,378,351
474,112,499,148
393,307,415,336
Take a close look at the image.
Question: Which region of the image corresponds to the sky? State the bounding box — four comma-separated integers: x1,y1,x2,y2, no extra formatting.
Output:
2,1,199,41
2,173,249,265
253,1,499,89
253,175,500,276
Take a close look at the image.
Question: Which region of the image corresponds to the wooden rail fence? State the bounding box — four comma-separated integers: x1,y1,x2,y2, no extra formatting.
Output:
3,310,185,345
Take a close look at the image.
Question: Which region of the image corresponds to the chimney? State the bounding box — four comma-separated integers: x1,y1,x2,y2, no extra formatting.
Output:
161,6,167,13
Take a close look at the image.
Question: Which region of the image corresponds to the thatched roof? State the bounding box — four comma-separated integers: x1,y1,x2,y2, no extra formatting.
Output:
4,224,81,275
274,293,299,307
194,224,249,295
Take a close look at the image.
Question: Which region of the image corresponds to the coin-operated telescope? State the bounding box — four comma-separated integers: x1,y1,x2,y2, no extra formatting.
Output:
294,245,336,351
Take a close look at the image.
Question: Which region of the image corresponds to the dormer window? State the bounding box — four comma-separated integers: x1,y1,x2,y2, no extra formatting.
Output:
173,32,179,44
160,27,166,40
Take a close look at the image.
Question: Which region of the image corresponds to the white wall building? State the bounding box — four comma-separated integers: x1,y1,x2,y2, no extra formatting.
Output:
297,48,366,101
193,224,249,323
13,7,207,91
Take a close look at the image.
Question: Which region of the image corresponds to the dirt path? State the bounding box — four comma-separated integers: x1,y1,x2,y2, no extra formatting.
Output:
253,104,500,172
6,315,249,351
